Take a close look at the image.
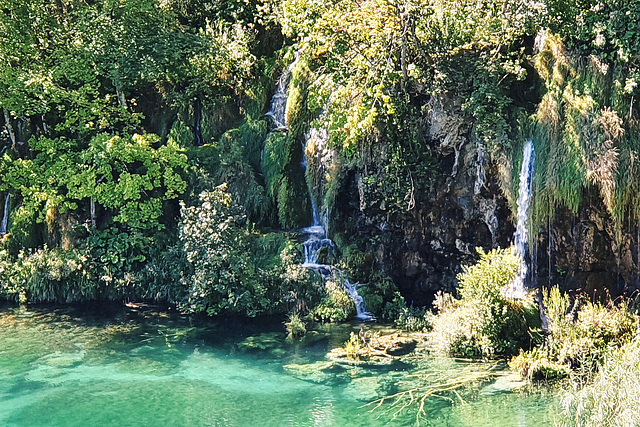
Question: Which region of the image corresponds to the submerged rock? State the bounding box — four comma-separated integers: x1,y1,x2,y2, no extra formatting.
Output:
341,375,382,401
236,332,285,354
283,361,339,384
480,372,529,395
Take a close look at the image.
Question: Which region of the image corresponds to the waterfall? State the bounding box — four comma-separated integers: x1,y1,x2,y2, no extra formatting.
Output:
264,53,300,131
0,194,9,235
301,235,374,321
262,53,372,319
302,126,329,235
302,237,336,267
298,115,372,321
343,279,372,321
504,139,535,299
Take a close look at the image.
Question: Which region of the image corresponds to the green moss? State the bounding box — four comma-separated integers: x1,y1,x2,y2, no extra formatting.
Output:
186,118,273,223
262,132,311,228
285,56,319,141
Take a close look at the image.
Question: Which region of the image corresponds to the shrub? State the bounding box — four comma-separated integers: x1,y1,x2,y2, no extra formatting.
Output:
394,306,433,332
509,347,569,381
381,291,408,321
511,287,639,380
430,247,536,358
179,187,323,317
0,247,98,303
356,273,398,317
344,331,362,361
179,186,267,316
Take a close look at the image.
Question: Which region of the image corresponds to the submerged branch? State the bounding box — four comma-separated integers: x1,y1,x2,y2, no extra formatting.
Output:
360,363,500,424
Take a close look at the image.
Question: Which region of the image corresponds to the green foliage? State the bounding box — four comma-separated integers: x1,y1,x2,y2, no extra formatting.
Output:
381,292,409,321
431,247,534,358
0,132,187,241
394,306,433,332
179,186,263,316
0,247,97,303
179,186,320,316
186,118,272,222
343,331,362,361
310,277,356,323
262,132,310,228
357,274,398,317
509,347,570,381
86,133,188,229
284,57,318,141
512,287,639,381
457,247,520,301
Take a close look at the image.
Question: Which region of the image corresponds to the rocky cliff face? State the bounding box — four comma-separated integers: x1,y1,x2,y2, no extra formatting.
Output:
334,96,515,305
334,95,640,305
537,190,640,302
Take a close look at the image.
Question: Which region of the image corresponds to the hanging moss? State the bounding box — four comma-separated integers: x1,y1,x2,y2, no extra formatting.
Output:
285,56,320,141
262,132,311,228
186,118,273,223
500,32,640,245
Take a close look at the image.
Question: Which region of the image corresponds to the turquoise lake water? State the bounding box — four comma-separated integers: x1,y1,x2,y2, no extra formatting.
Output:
0,304,560,426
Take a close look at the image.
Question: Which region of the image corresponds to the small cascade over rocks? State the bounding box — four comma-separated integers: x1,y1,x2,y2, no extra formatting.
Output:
504,139,535,299
262,54,372,320
342,278,372,321
302,237,336,267
302,108,333,234
301,233,375,321
0,193,9,235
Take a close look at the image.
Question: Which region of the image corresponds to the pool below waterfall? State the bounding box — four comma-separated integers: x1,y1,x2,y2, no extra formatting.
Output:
0,304,560,426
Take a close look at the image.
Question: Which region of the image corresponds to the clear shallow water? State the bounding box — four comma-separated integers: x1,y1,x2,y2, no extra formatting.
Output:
0,304,560,426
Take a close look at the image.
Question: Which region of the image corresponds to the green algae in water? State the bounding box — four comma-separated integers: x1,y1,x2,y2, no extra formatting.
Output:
0,305,560,426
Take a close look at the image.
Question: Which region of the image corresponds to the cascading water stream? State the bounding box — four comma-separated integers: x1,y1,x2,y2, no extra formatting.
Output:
301,125,329,235
504,139,535,299
264,53,300,130
0,193,9,235
263,53,373,320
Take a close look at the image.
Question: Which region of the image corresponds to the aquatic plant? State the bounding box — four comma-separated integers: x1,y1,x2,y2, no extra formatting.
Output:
343,331,362,361
285,313,307,338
